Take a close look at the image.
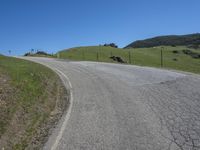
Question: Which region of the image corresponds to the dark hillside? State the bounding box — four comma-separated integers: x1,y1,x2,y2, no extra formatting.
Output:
125,33,200,48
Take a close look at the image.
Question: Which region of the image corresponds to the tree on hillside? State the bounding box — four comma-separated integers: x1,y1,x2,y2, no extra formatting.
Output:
104,43,118,48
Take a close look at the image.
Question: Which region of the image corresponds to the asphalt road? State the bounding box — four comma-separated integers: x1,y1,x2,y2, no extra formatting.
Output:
21,57,200,150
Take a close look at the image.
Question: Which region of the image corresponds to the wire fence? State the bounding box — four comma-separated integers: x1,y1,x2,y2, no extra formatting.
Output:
58,47,200,74
59,49,164,67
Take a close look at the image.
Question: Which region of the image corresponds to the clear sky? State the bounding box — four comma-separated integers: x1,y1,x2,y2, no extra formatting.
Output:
0,0,199,56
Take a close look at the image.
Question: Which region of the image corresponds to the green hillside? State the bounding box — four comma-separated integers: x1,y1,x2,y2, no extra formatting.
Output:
125,33,200,48
59,46,125,62
58,46,200,74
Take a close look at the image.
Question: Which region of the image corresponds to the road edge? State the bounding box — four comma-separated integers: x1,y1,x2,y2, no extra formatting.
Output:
49,69,73,150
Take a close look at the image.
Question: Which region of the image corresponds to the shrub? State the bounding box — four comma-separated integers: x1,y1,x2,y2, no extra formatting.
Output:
104,43,118,48
172,50,179,54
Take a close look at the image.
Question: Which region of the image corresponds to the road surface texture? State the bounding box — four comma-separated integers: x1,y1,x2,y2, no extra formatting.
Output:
21,57,200,150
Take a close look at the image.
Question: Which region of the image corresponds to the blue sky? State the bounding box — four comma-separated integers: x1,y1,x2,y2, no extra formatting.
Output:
0,0,199,56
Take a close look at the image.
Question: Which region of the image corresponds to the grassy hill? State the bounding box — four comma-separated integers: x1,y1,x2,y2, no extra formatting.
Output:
58,45,200,74
125,33,200,48
0,56,68,149
59,46,125,62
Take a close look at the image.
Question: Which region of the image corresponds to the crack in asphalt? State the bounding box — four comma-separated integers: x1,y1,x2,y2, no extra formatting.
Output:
139,77,200,150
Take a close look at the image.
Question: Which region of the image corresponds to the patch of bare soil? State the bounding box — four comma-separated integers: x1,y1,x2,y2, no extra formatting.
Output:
27,78,69,150
0,73,17,136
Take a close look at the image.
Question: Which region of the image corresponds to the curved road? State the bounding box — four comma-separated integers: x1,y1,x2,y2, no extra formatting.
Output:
22,57,200,150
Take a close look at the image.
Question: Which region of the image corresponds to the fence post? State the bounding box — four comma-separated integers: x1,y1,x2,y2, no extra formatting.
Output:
82,50,85,60
57,52,60,58
161,47,163,67
97,52,99,61
129,51,131,64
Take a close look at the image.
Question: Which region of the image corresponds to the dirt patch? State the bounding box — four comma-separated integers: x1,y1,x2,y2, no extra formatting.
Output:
28,78,69,149
0,73,18,137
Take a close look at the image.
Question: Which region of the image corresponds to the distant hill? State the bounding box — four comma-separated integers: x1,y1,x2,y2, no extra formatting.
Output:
125,33,200,48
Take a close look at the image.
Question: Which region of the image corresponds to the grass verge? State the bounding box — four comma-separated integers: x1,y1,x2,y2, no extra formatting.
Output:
0,55,69,149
